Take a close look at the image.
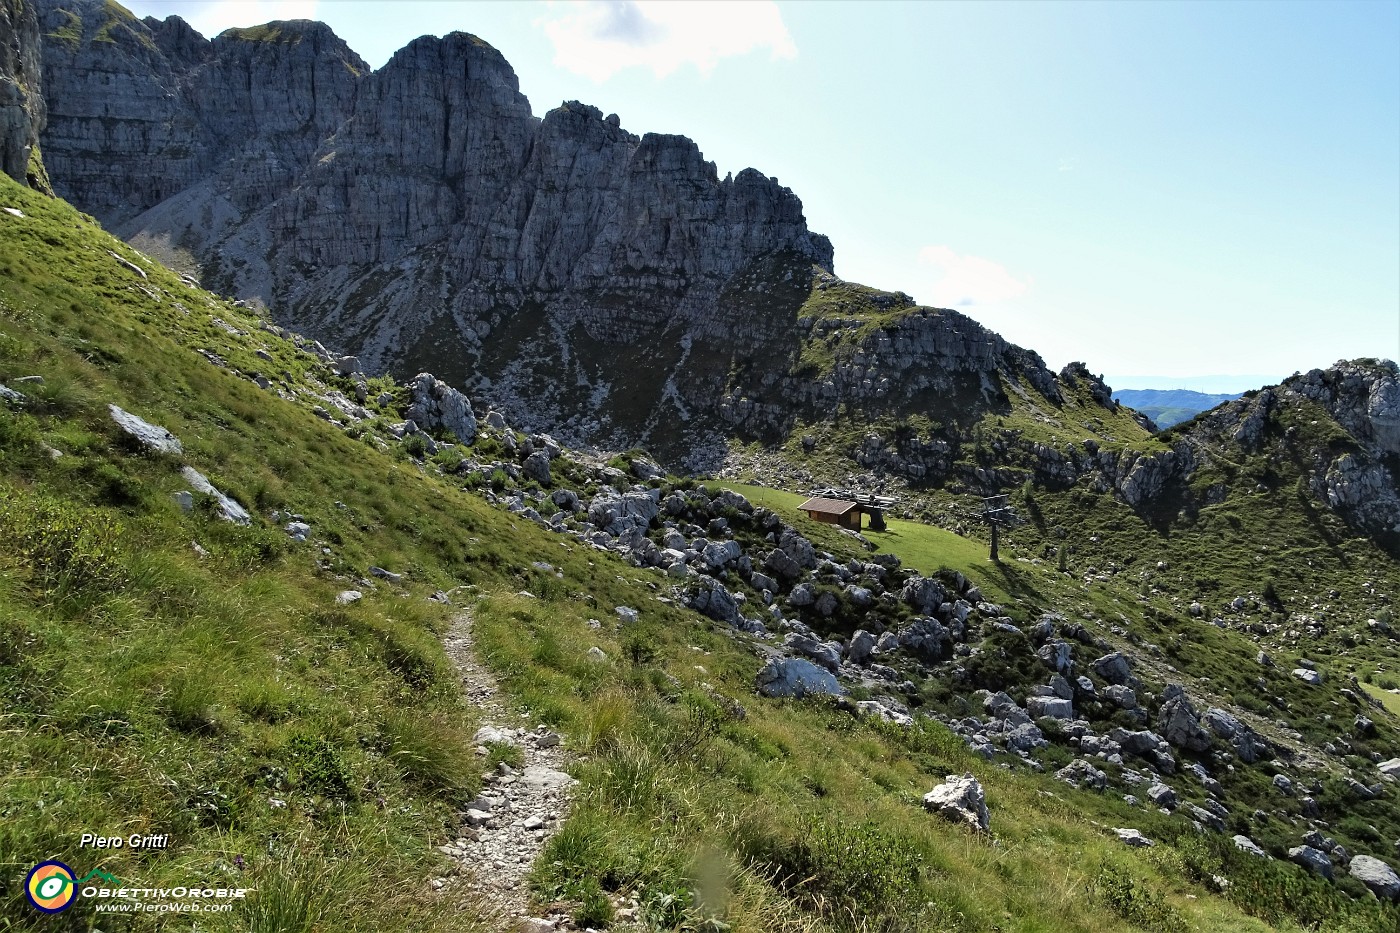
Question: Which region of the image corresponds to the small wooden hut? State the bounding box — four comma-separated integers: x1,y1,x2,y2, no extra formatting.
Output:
798,496,863,530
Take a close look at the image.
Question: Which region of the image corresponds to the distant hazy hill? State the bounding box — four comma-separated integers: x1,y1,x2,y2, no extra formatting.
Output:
1113,387,1241,427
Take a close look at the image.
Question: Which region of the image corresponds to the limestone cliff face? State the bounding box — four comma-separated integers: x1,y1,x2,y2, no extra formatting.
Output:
38,1,210,223
36,2,844,465
39,2,364,235
1,0,47,188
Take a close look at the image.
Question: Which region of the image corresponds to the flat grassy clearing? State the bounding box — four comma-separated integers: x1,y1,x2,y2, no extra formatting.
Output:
1361,682,1400,720
711,481,1024,608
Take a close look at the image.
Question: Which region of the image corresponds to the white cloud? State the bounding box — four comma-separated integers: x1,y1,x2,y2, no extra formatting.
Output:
538,0,796,81
152,0,320,39
918,245,1029,308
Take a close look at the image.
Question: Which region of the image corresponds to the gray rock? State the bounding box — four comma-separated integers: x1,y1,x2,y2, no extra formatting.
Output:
1183,802,1225,832
284,521,311,541
1146,783,1178,810
108,404,182,455
755,658,844,699
764,547,803,581
1027,696,1073,720
1112,728,1167,757
1005,721,1047,753
472,726,516,746
902,575,946,614
1102,685,1137,709
520,765,577,791
1092,652,1133,686
1233,835,1269,858
1349,854,1400,900
629,456,664,480
854,699,913,727
846,629,877,666
1037,640,1073,675
688,578,740,625
783,633,841,673
1272,774,1293,795
750,571,778,595
1288,845,1334,879
0,0,44,187
335,590,362,605
587,488,659,536
701,539,742,569
1114,828,1155,848
522,451,551,485
1157,684,1212,752
778,530,819,570
1056,759,1107,790
406,373,478,444
0,384,24,404
1292,668,1323,685
922,773,989,832
1202,707,1241,738
179,466,251,525
983,691,1018,717
896,617,947,662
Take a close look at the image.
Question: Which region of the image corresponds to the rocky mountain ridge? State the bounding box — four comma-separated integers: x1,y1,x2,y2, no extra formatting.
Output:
1176,359,1400,547
31,0,1098,471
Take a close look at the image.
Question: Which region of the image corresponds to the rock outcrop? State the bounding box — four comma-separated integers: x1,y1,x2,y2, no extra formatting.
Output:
1,0,47,188
923,773,990,832
1183,359,1400,548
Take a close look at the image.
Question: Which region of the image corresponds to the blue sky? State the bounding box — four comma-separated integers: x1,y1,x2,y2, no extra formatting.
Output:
125,1,1400,390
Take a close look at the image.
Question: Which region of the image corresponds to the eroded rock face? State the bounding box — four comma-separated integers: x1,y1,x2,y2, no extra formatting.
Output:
39,4,364,229
0,0,46,187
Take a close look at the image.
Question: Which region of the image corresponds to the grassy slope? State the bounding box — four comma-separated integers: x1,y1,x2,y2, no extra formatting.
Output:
0,175,1394,932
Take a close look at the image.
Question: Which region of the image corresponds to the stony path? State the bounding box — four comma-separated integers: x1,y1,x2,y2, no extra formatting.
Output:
440,613,579,932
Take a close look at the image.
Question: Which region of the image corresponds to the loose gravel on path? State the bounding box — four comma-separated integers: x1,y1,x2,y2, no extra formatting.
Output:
440,613,580,931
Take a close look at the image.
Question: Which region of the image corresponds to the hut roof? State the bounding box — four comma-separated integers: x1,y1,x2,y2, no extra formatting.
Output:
798,496,858,516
